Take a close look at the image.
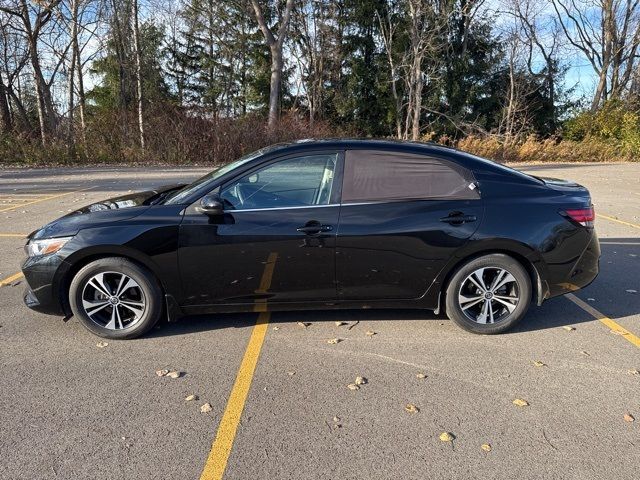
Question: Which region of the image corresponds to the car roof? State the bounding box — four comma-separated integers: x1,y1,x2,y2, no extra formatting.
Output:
264,138,541,185
263,138,486,168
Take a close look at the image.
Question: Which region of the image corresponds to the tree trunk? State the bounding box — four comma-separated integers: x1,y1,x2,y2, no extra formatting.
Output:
268,46,282,128
0,73,12,133
131,0,145,150
251,0,295,129
7,87,32,132
110,0,128,135
67,0,79,155
591,69,608,112
76,46,86,145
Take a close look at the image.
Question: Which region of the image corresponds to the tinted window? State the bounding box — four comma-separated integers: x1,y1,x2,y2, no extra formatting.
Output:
342,150,477,203
220,154,338,210
163,148,269,205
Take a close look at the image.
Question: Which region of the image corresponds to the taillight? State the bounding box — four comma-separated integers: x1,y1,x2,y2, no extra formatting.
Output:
562,206,595,227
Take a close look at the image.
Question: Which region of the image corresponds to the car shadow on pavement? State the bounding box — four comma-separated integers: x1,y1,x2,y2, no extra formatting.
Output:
148,237,638,338
147,305,593,338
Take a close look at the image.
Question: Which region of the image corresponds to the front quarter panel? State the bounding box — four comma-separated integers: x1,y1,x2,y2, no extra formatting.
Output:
42,205,185,314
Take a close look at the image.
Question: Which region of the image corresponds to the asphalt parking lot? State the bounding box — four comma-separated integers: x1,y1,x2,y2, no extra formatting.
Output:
0,162,638,480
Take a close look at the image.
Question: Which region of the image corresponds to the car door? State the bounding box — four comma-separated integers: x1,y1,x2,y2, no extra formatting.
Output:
335,149,483,301
178,151,342,306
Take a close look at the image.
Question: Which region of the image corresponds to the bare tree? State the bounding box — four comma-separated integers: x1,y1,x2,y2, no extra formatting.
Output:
504,0,563,131
498,21,538,144
0,0,63,144
378,0,444,140
250,0,295,128
551,0,640,112
0,20,32,132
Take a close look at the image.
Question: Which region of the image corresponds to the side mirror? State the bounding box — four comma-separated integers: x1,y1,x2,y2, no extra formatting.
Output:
197,193,224,216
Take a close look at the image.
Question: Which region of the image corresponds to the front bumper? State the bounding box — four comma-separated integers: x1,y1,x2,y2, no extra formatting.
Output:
21,253,66,316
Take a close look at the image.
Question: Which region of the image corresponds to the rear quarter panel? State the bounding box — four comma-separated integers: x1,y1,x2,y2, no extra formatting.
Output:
425,170,596,305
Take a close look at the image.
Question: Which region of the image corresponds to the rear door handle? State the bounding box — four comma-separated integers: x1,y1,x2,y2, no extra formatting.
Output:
297,224,333,234
440,214,477,225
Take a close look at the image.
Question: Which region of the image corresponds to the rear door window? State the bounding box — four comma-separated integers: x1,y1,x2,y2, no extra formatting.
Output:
341,150,478,203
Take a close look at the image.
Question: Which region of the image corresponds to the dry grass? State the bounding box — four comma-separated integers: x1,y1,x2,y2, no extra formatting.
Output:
456,134,635,163
2,112,637,167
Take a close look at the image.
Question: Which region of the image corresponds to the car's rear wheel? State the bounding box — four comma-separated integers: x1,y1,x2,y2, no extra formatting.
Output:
69,257,163,339
445,253,531,334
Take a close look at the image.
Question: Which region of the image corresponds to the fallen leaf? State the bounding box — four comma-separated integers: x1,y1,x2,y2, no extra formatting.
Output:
327,338,341,345
533,361,546,367
416,373,427,379
297,322,310,328
347,383,359,391
272,326,279,331
562,326,575,331
623,413,635,423
481,443,492,452
405,404,419,413
155,369,169,377
627,369,639,376
185,394,198,402
167,371,182,379
96,341,108,348
439,431,454,442
365,330,376,336
287,371,295,376
355,376,367,385
587,298,596,302
581,350,590,356
200,403,213,413
513,398,529,407
625,289,637,294
333,416,341,423
610,329,628,336
335,321,345,327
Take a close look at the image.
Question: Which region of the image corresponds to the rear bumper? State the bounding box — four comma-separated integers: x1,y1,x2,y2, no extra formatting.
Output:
547,230,600,299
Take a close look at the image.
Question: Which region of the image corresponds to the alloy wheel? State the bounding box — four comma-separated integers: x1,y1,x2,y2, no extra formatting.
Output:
457,267,520,324
81,271,146,330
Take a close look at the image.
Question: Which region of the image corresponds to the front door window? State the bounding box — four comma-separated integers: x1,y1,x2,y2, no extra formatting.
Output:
220,154,338,210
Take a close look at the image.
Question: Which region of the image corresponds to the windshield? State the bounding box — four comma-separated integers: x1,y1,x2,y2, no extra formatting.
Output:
163,148,270,205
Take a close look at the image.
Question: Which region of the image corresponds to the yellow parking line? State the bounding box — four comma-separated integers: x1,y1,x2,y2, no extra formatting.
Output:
199,252,278,480
0,272,24,287
0,233,27,238
566,293,640,349
0,187,94,213
598,213,640,230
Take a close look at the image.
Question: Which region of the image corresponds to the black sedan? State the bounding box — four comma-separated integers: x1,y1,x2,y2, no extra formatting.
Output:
22,140,600,339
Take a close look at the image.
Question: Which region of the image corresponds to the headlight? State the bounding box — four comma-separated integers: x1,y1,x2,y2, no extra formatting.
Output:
25,236,73,257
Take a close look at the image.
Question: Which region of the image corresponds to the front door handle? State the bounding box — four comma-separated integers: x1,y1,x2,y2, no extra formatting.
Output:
297,223,333,234
440,213,477,225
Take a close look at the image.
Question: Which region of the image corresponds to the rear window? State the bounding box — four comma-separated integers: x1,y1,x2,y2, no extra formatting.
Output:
342,150,478,203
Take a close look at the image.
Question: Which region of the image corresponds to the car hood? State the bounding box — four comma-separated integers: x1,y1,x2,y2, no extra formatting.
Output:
29,184,185,240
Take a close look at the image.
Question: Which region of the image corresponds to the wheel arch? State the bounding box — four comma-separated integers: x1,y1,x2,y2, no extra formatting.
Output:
54,246,169,317
432,241,547,312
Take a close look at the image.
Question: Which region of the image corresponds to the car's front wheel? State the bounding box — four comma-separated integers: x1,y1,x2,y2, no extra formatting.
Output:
69,257,163,339
445,253,532,334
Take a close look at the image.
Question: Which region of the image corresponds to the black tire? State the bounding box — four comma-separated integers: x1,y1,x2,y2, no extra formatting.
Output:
69,257,163,340
445,253,531,334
